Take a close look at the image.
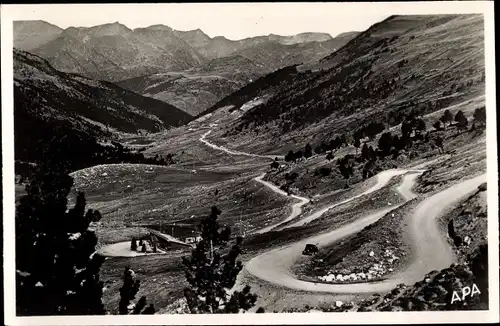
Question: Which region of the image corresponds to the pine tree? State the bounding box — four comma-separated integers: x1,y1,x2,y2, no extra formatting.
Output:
304,143,313,158
284,150,295,162
16,138,105,316
401,120,413,141
434,136,444,153
337,155,354,181
378,132,394,156
473,106,486,127
454,110,468,132
414,118,426,138
182,206,257,313
440,109,453,128
361,143,370,161
433,120,443,131
352,137,360,155
118,267,156,315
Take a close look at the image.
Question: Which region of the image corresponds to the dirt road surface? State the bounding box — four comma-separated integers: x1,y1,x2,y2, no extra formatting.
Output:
253,173,311,234
200,130,283,160
243,173,486,293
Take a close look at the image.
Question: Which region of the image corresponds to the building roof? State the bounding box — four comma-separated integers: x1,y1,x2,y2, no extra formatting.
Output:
149,229,194,248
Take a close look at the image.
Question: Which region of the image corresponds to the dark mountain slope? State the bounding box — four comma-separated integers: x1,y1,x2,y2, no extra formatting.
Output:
14,49,192,163
201,14,485,155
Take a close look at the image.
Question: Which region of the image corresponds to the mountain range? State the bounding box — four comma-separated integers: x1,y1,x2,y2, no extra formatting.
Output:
14,20,357,82
14,20,359,115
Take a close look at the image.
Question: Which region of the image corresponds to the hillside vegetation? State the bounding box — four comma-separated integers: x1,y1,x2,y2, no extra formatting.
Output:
14,49,191,170
202,14,484,154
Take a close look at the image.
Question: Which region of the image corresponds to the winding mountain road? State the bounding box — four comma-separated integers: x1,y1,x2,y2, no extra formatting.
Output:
200,130,283,160
244,173,485,293
199,131,486,294
253,173,310,234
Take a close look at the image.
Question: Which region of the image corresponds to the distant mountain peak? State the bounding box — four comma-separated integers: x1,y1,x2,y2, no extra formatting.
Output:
14,20,63,51
14,19,62,29
142,24,173,31
213,35,230,40
60,22,132,38
90,21,132,35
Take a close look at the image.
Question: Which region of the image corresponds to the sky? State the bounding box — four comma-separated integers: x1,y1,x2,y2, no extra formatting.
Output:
3,2,487,40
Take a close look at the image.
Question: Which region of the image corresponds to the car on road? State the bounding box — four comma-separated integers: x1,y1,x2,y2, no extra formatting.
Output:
302,244,319,256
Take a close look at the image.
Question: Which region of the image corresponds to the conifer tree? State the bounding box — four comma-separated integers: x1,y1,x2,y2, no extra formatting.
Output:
378,132,394,156
473,106,486,127
353,137,361,155
16,138,105,316
118,267,156,315
270,160,279,170
440,109,453,128
433,120,443,131
414,118,426,138
434,136,444,153
361,143,370,161
304,143,313,158
454,110,468,132
284,150,295,162
182,206,257,313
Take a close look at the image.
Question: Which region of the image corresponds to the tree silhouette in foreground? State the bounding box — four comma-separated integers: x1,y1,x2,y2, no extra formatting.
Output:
182,206,258,313
119,267,156,315
16,137,105,315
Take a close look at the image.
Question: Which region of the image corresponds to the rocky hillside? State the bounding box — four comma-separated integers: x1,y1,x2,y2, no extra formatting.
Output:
201,14,485,155
14,49,192,163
